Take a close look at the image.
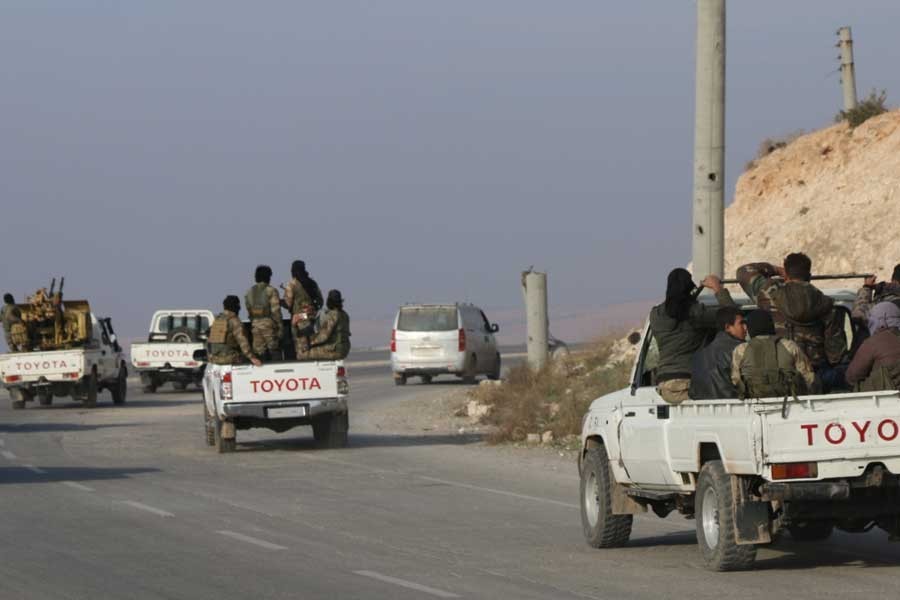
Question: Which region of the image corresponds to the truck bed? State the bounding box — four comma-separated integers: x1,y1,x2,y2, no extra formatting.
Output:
131,342,204,370
0,348,90,383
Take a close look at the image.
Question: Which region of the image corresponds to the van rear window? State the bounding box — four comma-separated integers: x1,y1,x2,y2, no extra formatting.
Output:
397,307,458,332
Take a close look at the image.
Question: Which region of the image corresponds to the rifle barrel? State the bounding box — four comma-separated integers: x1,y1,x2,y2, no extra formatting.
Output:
720,273,873,284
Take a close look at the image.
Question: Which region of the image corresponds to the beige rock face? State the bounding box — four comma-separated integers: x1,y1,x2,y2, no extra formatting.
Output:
725,110,900,282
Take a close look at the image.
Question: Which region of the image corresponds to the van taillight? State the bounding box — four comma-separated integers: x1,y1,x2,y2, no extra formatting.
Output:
458,328,466,352
390,329,396,353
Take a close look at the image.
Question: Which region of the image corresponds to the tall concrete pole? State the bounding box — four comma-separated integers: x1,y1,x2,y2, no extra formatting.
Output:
837,27,858,112
691,0,726,279
523,271,549,370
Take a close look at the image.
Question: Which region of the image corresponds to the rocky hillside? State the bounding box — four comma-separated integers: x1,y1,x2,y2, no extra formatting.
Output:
726,110,900,281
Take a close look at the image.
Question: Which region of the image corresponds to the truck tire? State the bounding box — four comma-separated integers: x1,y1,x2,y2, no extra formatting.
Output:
580,445,632,548
394,374,407,386
696,460,757,571
313,411,349,449
83,371,98,408
488,353,501,381
204,404,215,447
111,365,128,405
38,391,53,406
214,415,236,453
173,381,188,391
420,375,433,384
10,388,29,410
789,521,834,542
167,327,198,343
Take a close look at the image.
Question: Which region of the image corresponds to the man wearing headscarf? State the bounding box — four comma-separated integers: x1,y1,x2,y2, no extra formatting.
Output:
297,290,351,360
649,268,735,404
852,264,900,326
846,302,900,389
281,260,324,352
207,296,262,366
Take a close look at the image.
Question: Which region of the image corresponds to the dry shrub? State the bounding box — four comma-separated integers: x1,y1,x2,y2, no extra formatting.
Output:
745,130,805,172
836,89,888,128
472,336,632,444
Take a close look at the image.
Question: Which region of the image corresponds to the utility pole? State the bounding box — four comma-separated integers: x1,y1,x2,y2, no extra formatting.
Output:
837,27,858,112
522,270,548,370
691,0,726,279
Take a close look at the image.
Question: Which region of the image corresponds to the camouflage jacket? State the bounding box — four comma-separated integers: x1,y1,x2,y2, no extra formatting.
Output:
731,336,817,394
736,262,844,368
1,304,22,328
852,283,900,324
245,283,282,329
310,309,351,355
208,310,254,363
283,278,323,319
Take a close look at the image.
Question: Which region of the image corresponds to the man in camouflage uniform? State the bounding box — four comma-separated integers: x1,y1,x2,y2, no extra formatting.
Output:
1,294,29,352
731,310,817,397
737,253,846,391
852,264,900,327
208,296,262,366
281,260,323,352
297,290,351,360
244,265,283,360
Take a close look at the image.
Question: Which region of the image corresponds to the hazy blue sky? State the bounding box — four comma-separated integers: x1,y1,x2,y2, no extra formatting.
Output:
3,1,899,346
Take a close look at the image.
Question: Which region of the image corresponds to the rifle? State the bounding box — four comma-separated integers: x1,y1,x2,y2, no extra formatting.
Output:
695,273,874,296
48,278,56,296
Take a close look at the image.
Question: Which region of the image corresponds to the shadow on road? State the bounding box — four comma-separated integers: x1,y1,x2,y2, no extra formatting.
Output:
0,422,140,433
0,466,160,485
624,530,696,548
754,535,900,570
234,432,483,453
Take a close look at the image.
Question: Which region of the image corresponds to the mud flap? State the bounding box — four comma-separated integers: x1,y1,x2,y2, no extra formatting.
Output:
731,476,771,545
221,420,236,439
611,481,647,515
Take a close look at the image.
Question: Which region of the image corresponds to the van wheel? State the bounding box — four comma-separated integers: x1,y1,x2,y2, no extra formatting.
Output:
789,521,834,542
83,371,98,408
111,366,128,405
580,445,632,548
394,374,407,386
214,415,235,453
461,354,477,384
696,460,757,571
488,353,501,380
313,412,349,449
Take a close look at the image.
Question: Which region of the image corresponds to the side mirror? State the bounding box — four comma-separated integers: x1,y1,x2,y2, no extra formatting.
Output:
490,323,500,333
193,349,208,362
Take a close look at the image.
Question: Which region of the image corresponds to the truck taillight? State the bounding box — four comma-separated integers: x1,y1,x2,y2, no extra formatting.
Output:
458,328,466,352
220,371,233,400
5,375,21,383
390,329,396,353
771,462,818,480
185,361,198,367
337,366,346,378
63,372,80,379
136,361,151,367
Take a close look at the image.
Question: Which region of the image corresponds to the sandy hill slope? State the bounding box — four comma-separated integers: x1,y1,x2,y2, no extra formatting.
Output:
725,110,900,280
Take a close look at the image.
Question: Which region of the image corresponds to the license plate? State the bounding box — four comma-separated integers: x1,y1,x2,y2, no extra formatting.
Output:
267,406,306,419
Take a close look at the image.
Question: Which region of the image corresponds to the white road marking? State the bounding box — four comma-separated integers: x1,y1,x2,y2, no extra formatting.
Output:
216,530,287,550
120,500,174,518
62,481,94,492
1,450,17,460
23,464,46,474
353,571,460,598
418,476,578,509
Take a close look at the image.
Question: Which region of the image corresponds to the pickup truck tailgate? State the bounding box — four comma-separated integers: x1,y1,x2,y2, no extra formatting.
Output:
131,342,204,369
0,350,86,381
762,392,900,471
230,362,340,402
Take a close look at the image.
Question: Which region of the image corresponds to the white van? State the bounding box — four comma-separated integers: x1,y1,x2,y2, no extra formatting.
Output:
390,303,501,385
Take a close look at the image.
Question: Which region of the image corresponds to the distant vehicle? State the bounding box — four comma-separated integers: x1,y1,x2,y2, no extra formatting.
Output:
199,318,350,453
1,314,127,409
130,310,214,392
578,289,900,571
390,303,500,385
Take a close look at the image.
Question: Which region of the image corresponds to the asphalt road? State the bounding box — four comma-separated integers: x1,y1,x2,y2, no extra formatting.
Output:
3,366,900,599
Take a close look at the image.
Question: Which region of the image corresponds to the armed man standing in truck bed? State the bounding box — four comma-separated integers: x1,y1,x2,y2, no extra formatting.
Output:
737,253,847,391
281,260,323,355
2,294,29,352
245,265,283,360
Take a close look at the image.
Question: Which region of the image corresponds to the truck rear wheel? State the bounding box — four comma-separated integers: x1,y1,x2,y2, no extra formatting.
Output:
38,391,53,406
204,404,215,447
313,411,349,449
83,371,98,408
394,374,407,386
696,460,757,571
214,415,235,453
111,366,127,405
10,388,30,410
580,445,632,548
173,381,188,391
789,521,834,542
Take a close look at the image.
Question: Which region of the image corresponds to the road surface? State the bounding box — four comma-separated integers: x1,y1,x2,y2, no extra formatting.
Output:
2,364,900,599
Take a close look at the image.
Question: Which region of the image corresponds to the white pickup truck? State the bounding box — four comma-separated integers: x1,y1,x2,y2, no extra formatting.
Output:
579,290,900,571
1,315,127,409
199,320,349,453
130,310,213,392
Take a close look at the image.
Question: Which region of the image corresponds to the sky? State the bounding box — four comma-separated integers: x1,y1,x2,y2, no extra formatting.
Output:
3,1,900,347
